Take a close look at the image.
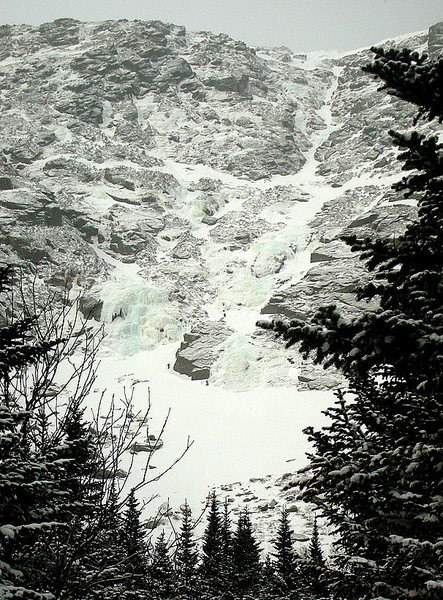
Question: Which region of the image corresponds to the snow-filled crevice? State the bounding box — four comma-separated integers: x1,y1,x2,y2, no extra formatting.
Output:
206,66,346,386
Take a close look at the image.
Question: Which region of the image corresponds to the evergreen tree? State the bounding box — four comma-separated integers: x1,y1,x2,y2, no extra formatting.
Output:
362,46,442,122
261,554,275,581
231,509,261,596
57,402,94,503
220,497,234,587
31,404,101,599
121,489,147,597
272,509,296,593
308,518,324,567
175,501,199,597
200,493,224,593
258,555,280,599
302,379,442,599
298,517,327,600
0,267,60,392
221,498,233,553
82,483,126,600
149,532,174,599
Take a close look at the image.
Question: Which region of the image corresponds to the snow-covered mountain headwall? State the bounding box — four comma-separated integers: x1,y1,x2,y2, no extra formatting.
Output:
0,18,441,390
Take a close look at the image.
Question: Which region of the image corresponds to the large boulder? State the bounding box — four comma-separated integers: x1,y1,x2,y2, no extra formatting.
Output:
0,177,13,190
252,246,292,278
174,321,233,380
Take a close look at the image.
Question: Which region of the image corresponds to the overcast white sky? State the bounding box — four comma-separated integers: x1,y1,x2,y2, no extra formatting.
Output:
0,1,441,53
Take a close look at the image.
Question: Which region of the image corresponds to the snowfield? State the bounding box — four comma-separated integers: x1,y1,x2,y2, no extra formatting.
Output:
89,342,333,525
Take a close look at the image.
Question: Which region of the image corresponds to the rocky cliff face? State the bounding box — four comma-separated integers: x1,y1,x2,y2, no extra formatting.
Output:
0,18,441,389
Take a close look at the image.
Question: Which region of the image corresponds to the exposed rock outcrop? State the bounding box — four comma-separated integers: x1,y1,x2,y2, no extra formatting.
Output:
0,17,440,387
174,321,234,380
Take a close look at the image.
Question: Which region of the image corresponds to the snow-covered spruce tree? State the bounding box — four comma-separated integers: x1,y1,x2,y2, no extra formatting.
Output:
231,509,262,596
149,532,175,599
121,488,148,597
175,501,199,598
297,517,328,600
301,378,442,599
308,518,324,567
82,487,148,600
200,493,225,595
271,508,297,595
258,555,281,600
27,403,103,599
259,48,443,599
219,497,235,592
